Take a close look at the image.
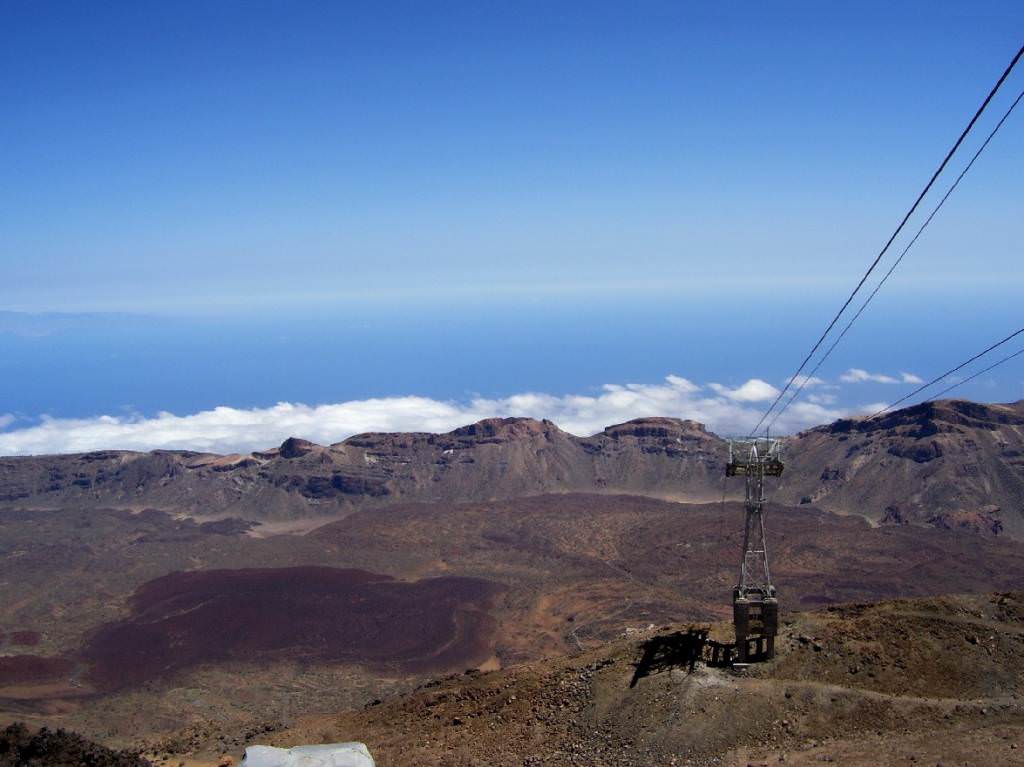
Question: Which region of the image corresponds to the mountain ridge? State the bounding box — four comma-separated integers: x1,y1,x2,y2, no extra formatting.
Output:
2,400,1023,535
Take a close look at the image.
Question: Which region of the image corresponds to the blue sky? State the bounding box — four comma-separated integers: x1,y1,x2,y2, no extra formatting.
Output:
0,2,1022,452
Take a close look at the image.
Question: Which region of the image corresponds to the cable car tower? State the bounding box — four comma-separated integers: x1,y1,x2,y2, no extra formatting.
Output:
726,437,783,662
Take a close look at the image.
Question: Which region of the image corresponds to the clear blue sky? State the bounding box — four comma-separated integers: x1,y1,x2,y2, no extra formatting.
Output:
2,1,1022,311
0,2,1022,451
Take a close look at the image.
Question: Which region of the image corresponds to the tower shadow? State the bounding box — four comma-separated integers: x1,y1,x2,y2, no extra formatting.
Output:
630,628,707,687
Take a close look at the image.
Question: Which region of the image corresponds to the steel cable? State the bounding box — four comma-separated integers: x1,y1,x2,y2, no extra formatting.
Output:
868,326,1024,418
749,43,1024,437
767,86,1024,431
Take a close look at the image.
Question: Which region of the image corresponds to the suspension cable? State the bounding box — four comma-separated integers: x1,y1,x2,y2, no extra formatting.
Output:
767,86,1024,430
924,347,1024,403
749,43,1024,437
868,326,1024,419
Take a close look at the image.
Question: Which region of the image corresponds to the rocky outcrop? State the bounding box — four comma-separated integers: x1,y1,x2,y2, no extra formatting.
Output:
599,417,708,441
278,437,317,459
0,722,150,767
0,416,726,519
2,401,1023,536
779,399,1024,535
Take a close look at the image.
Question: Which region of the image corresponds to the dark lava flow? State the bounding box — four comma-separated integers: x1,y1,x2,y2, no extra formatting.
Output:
80,566,503,691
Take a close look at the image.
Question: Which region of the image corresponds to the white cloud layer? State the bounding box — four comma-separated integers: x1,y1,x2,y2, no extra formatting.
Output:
806,392,837,405
708,378,780,402
0,375,868,456
840,368,923,385
786,374,826,388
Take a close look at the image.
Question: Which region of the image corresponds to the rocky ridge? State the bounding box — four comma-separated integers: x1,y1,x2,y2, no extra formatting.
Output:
776,399,1024,535
2,400,1023,535
0,416,725,519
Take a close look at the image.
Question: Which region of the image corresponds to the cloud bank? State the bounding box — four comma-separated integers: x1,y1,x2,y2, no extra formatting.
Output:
708,378,780,402
0,375,871,456
840,368,924,385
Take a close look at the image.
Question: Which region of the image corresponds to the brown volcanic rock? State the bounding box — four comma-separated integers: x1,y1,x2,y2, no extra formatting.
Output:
598,416,707,440
445,416,557,442
80,567,504,691
338,416,726,506
314,494,1024,627
0,722,151,767
777,399,1024,535
277,437,317,459
5,494,1024,745
580,417,724,499
0,655,73,687
341,417,593,504
0,449,284,517
0,415,727,520
7,632,41,647
0,440,390,519
265,592,1024,767
2,400,1024,537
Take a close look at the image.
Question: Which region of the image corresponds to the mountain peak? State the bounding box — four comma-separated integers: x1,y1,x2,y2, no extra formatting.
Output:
600,417,710,440
278,437,319,459
448,417,560,441
826,399,1024,437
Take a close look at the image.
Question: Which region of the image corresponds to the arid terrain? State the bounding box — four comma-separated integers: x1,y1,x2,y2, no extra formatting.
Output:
2,399,1022,535
776,399,1024,535
2,400,1024,764
263,591,1024,767
0,417,727,520
7,4,1021,763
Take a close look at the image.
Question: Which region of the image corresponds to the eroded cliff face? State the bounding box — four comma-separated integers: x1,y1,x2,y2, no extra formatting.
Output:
778,400,1024,535
0,415,726,519
2,400,1024,536
336,415,726,506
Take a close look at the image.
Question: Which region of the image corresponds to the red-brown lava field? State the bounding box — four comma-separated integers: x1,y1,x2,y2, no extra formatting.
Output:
80,567,504,691
0,656,73,687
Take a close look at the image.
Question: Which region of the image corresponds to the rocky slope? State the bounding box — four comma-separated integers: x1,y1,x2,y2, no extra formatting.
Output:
781,399,1024,535
2,399,1023,535
187,591,1024,767
0,722,150,767
0,417,725,519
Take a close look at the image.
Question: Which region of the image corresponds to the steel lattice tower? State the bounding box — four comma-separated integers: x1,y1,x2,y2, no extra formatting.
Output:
726,437,783,662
